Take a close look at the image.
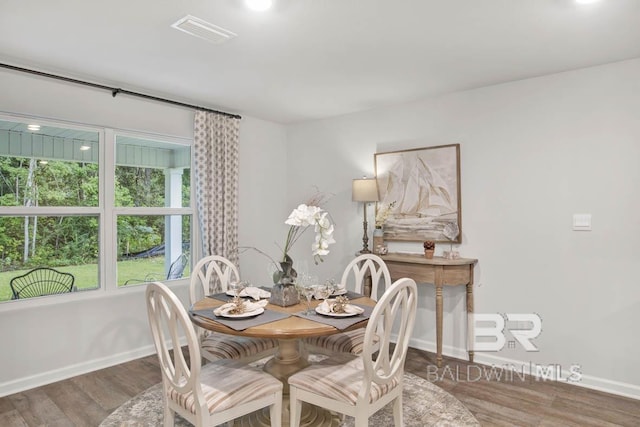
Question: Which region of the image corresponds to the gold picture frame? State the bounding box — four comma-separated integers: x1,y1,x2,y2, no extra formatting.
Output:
374,144,461,243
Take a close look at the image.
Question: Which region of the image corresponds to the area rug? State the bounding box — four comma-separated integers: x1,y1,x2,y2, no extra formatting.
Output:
100,370,478,427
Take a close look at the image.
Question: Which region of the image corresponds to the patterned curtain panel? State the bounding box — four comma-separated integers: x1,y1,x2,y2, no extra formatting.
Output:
193,111,240,264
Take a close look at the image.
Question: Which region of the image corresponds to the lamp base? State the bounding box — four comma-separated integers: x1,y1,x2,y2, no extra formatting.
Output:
359,203,371,254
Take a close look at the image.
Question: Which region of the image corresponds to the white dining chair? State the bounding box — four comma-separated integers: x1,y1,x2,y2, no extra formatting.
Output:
305,253,391,355
146,282,283,427
189,255,278,362
289,277,417,427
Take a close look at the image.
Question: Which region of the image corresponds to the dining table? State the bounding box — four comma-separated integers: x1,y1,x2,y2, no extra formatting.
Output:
189,289,376,427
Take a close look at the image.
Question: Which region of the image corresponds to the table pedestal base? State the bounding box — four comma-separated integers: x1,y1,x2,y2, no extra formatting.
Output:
234,400,341,427
237,338,341,426
263,338,309,394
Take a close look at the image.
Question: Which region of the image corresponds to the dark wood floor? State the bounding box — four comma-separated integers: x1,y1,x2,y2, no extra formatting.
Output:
1,347,639,426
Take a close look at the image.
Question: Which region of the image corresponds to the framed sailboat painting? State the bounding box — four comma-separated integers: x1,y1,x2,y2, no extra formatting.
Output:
374,144,461,243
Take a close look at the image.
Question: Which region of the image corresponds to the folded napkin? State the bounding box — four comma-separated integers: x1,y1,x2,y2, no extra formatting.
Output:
332,283,347,294
242,286,271,300
227,286,271,300
318,299,364,315
214,299,268,316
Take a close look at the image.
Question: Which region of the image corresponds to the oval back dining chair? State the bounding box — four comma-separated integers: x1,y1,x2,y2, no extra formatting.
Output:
146,282,283,427
289,277,418,427
341,253,392,301
189,255,239,302
305,253,391,355
189,255,278,363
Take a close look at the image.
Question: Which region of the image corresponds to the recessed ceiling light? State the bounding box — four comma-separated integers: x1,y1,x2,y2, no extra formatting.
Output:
575,0,601,4
27,124,40,131
245,0,273,11
80,145,91,151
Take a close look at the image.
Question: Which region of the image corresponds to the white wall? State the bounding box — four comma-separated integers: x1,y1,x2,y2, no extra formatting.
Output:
0,69,287,396
237,117,289,282
286,58,640,398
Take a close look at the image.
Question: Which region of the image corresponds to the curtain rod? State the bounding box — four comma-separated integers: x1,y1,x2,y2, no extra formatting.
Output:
0,62,241,120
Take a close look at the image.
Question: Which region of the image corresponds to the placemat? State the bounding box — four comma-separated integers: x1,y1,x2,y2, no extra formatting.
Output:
189,308,290,331
207,292,244,302
293,304,373,331
311,290,363,300
334,290,364,300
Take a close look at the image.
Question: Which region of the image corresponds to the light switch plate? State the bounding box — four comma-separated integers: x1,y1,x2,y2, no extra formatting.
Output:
573,214,592,231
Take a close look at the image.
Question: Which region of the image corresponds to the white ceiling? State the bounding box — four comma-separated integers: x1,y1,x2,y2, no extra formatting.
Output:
1,0,639,124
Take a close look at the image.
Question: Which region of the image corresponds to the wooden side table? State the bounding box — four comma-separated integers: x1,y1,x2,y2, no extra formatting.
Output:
380,253,478,367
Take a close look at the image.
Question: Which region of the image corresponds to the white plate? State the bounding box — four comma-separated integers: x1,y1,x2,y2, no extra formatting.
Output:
315,306,360,317
216,308,264,318
331,288,347,296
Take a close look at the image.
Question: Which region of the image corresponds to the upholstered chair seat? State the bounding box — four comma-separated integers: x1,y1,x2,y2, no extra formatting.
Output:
288,353,399,406
200,333,278,361
168,359,282,416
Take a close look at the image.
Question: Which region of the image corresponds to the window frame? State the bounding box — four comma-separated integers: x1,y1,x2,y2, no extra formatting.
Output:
0,114,196,307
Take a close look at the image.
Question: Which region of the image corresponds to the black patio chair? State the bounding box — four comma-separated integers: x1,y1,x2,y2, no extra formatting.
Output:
10,267,75,299
123,253,189,285
166,253,189,280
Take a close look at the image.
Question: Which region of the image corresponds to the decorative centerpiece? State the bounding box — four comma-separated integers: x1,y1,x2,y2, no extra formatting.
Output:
269,199,335,306
373,201,395,255
423,240,435,259
330,295,350,313
442,222,460,259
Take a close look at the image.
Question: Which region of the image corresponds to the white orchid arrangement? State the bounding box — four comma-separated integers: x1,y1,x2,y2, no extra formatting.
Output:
375,201,396,228
283,203,335,264
240,192,335,286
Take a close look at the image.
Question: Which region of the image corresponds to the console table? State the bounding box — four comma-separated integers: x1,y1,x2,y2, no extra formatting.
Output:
380,253,478,367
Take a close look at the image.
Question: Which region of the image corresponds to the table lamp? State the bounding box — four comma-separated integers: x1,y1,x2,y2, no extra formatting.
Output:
352,178,379,254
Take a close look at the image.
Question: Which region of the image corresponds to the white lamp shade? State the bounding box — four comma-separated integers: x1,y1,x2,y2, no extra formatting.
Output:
352,178,379,202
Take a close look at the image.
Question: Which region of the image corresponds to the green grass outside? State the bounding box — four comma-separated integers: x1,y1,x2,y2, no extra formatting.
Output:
0,257,189,302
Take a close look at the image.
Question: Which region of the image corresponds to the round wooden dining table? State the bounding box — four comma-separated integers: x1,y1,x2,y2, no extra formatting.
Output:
190,294,376,427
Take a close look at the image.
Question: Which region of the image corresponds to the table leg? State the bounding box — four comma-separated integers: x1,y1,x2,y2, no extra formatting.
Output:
435,283,443,368
467,281,474,363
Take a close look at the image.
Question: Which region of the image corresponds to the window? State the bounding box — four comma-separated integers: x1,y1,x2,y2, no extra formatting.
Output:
114,133,192,287
0,116,193,302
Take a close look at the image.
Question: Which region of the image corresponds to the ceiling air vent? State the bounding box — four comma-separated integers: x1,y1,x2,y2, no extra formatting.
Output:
171,15,237,44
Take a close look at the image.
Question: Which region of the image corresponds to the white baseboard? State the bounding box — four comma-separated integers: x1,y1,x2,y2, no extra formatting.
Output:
407,337,640,400
0,345,157,398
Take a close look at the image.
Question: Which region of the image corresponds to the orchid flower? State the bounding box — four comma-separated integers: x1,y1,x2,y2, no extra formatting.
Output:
281,203,335,265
